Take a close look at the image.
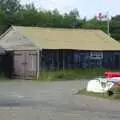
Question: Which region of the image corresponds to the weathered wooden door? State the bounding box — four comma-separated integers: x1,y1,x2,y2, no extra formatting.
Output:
13,51,37,79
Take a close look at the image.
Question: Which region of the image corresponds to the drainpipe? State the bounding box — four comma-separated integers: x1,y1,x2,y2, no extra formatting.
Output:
37,49,40,80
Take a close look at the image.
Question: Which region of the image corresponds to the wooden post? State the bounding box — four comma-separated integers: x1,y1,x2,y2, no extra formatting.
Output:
63,50,65,71
52,51,54,70
37,49,40,80
57,50,59,70
40,50,42,72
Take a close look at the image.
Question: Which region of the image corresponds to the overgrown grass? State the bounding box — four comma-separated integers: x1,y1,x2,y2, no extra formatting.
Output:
79,88,120,100
37,68,115,81
0,72,9,81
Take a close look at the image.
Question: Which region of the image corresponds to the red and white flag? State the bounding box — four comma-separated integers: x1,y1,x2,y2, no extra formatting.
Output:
96,13,108,21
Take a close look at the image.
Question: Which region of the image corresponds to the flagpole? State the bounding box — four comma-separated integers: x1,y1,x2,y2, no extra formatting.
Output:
97,12,110,36
107,19,110,36
107,12,110,36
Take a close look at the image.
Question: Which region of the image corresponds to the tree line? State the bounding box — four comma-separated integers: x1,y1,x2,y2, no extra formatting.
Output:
0,0,120,41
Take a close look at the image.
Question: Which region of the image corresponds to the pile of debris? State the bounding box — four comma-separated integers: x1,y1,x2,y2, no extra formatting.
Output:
87,72,120,96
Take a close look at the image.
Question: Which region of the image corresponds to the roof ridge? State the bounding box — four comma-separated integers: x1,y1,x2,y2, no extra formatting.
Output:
0,26,13,40
13,26,102,31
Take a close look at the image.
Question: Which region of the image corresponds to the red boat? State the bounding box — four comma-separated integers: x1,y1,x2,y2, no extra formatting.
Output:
104,72,120,78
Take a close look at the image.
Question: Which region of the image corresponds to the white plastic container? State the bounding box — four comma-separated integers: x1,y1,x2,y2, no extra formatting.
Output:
87,78,114,93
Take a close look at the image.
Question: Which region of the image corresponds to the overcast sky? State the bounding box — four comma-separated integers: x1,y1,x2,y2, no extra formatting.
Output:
20,0,120,19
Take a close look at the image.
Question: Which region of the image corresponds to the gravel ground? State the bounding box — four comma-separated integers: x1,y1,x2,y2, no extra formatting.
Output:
0,80,119,120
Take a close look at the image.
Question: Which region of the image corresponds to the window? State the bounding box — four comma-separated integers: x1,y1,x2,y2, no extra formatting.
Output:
90,52,103,59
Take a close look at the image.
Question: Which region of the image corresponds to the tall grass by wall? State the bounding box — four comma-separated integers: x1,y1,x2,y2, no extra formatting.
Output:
0,72,8,80
38,68,115,81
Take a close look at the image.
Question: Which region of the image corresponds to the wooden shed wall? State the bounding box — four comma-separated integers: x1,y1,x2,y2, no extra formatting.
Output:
4,50,120,79
41,50,120,70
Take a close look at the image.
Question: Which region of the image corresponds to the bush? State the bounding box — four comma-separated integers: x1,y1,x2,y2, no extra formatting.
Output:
108,86,120,99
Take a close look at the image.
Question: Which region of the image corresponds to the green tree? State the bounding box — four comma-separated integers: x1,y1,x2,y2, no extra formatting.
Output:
84,17,107,33
68,9,80,28
0,0,21,15
13,3,39,26
51,9,63,27
110,15,120,41
0,0,21,25
0,1,111,36
62,9,82,28
0,9,5,24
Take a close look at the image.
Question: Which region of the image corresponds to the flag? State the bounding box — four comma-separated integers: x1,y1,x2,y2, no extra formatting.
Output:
96,13,108,21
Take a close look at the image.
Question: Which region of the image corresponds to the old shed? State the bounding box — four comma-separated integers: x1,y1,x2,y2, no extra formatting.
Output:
1,26,120,79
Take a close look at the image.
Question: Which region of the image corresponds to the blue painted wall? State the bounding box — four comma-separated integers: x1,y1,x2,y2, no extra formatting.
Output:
41,50,120,70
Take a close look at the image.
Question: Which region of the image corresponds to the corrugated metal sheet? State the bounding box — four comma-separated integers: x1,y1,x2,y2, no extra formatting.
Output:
1,26,120,51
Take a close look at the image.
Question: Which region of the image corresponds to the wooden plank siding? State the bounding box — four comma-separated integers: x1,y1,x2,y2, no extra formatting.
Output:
2,50,120,79
41,50,120,70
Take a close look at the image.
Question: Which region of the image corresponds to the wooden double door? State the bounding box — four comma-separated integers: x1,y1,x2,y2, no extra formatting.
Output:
13,51,37,79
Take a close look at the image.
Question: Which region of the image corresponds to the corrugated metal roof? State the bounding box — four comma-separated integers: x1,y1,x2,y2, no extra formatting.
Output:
1,26,120,51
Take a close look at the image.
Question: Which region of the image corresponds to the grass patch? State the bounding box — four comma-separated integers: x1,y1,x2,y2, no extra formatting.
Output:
79,88,120,100
37,68,116,81
0,73,9,80
79,88,109,99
